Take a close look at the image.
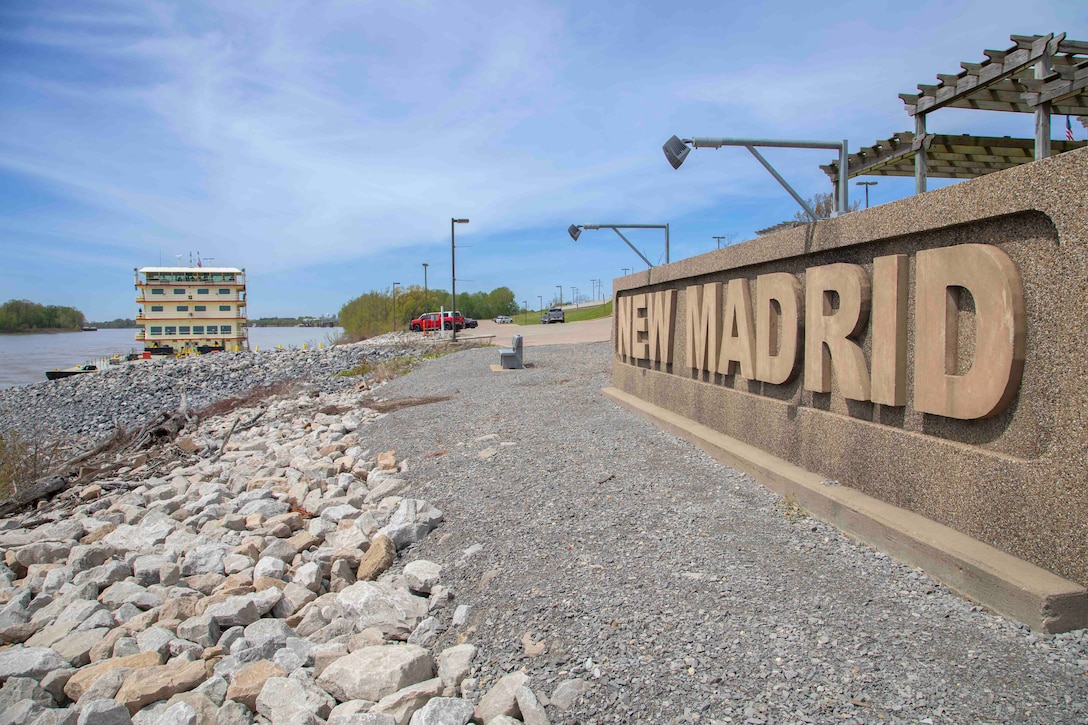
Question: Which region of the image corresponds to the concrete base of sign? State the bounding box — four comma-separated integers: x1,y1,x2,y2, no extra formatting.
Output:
602,385,1088,634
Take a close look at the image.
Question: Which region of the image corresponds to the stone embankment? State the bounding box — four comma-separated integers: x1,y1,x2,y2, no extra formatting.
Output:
0,333,436,448
0,335,550,724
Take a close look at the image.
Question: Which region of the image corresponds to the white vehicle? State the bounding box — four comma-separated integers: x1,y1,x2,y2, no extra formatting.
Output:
540,307,565,324
493,315,513,324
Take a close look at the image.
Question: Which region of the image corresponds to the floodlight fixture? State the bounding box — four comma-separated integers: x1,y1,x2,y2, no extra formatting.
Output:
568,224,668,268
662,135,850,220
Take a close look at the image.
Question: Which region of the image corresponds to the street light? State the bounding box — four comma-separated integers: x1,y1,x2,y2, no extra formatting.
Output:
555,285,563,306
571,287,578,309
856,181,878,209
662,135,850,219
451,218,469,341
522,300,527,325
422,263,429,312
568,224,669,267
538,295,543,315
392,282,401,332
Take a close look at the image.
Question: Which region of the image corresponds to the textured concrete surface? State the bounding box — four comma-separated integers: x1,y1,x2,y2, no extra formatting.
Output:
611,147,1088,589
603,385,1088,633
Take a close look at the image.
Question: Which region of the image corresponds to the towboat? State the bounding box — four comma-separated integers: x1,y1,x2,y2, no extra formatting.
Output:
45,364,98,381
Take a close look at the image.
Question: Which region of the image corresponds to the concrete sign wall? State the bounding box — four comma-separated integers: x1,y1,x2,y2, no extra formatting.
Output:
607,148,1088,631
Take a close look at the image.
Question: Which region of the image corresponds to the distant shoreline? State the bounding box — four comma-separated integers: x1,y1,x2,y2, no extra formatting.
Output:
0,328,84,335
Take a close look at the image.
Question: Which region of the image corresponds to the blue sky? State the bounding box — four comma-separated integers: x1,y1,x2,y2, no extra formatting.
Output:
1,1,1085,320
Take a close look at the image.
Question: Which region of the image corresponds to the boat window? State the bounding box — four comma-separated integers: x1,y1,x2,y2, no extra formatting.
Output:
197,289,209,295
179,326,190,334
219,305,230,311
151,305,163,312
194,305,206,312
150,327,162,335
218,288,231,294
193,326,204,334
173,289,185,295
221,325,232,333
165,326,176,335
176,305,188,312
206,325,218,334
151,289,164,295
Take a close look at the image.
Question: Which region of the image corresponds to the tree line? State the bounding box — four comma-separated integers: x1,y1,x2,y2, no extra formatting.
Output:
0,300,86,332
339,285,519,339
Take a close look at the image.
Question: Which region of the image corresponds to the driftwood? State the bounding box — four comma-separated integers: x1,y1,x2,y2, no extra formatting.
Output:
0,404,197,517
0,475,67,518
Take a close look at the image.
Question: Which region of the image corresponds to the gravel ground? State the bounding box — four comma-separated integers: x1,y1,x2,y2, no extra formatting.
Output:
364,342,1088,724
3,335,1086,723
0,334,436,447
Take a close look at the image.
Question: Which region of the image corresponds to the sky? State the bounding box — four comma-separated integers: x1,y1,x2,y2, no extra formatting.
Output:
1,1,1085,321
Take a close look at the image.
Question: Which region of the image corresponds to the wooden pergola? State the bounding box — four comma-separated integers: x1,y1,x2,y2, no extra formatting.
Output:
823,33,1088,192
820,131,1086,182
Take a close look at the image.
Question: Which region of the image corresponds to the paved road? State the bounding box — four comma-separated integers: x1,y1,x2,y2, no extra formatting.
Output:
466,316,612,347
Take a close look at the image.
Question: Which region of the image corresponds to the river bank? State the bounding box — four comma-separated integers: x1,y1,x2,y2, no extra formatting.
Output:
0,328,345,390
1,336,1086,722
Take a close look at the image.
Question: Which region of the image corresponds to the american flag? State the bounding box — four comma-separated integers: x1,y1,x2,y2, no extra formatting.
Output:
1068,116,1076,142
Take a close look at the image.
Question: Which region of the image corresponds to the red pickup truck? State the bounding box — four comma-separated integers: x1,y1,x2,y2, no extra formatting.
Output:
410,311,465,331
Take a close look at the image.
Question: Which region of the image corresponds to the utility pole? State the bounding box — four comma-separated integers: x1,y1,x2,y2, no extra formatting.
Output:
621,267,630,277
422,263,429,312
713,235,727,249
556,285,563,306
538,295,543,314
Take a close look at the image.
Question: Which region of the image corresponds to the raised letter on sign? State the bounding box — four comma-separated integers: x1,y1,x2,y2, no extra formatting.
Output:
804,264,872,401
686,283,723,374
755,273,802,384
717,279,756,378
615,295,632,362
646,290,677,364
631,293,649,361
914,244,1025,419
871,255,908,406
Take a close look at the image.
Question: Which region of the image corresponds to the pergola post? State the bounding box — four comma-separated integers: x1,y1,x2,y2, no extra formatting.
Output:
1035,54,1053,160
914,114,928,194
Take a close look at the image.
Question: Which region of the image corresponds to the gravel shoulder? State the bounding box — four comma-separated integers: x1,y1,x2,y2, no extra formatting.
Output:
1,335,1086,723
368,341,1088,723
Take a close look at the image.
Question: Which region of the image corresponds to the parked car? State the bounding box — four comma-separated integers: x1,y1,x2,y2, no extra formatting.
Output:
540,307,565,324
409,311,465,331
493,315,513,324
464,317,478,328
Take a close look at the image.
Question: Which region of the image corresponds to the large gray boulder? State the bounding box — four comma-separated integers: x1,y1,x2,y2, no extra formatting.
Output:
336,582,427,640
315,645,433,703
0,647,69,682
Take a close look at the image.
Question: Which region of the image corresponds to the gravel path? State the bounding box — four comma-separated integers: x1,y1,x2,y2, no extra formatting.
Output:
364,342,1088,724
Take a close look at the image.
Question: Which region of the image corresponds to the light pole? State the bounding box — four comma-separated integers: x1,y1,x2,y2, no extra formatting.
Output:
522,300,527,325
662,135,850,219
857,181,878,209
538,295,543,315
392,282,401,332
451,218,469,341
713,235,727,249
422,263,429,312
568,224,669,267
621,267,630,276
572,287,578,309
555,285,563,306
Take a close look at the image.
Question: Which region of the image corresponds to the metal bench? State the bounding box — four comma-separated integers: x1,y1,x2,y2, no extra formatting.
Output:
499,334,524,369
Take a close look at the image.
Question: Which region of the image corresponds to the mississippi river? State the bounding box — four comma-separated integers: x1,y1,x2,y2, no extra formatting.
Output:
0,327,343,389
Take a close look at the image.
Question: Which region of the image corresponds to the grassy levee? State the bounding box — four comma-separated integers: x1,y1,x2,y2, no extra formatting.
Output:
518,300,612,326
